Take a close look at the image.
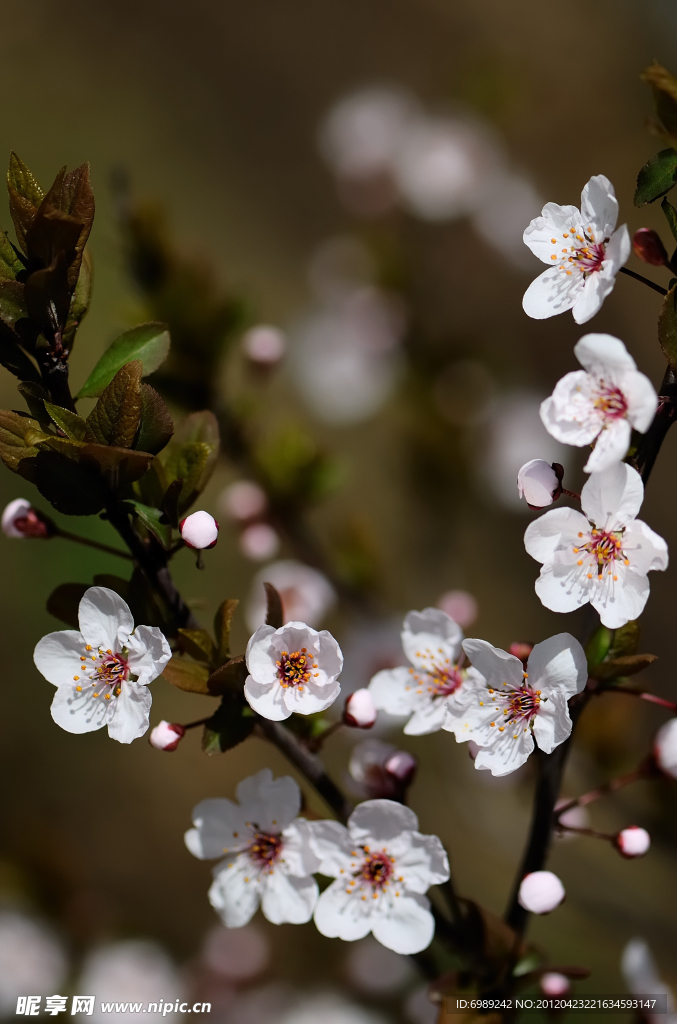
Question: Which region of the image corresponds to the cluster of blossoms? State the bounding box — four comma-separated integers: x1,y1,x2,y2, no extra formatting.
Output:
185,770,449,955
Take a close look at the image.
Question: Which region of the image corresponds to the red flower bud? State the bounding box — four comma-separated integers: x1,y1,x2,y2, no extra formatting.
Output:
1,499,54,539
632,228,669,267
149,721,185,751
343,689,377,728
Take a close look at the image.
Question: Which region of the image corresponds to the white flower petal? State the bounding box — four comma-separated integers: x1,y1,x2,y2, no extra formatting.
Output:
580,175,618,237
572,268,615,325
34,630,85,687
185,798,248,859
581,462,643,529
534,563,591,614
209,858,261,928
473,724,535,776
460,639,523,690
403,697,450,735
348,799,419,847
584,418,631,473
540,372,601,446
280,819,322,876
260,869,318,925
624,371,659,433
281,679,341,716
396,833,449,893
574,333,636,375
605,224,631,271
524,507,589,564
526,633,588,699
244,675,290,720
245,626,278,685
590,565,650,628
313,880,374,942
532,691,573,754
235,770,301,832
401,608,462,668
522,267,582,320
106,682,152,743
126,625,171,683
624,519,669,575
371,893,434,954
78,587,134,649
50,682,110,735
307,821,354,876
369,666,420,716
523,204,580,263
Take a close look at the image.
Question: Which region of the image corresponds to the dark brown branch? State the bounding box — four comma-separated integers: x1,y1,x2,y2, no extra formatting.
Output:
619,266,668,296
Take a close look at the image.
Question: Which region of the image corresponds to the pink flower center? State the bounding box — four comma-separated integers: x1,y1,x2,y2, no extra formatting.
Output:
572,528,628,582
72,646,129,700
359,849,394,889
409,648,464,697
550,226,608,278
484,679,542,736
570,240,606,274
276,648,318,690
247,831,284,868
594,382,628,420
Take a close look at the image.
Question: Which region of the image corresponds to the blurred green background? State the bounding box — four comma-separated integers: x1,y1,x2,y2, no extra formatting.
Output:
0,0,676,1018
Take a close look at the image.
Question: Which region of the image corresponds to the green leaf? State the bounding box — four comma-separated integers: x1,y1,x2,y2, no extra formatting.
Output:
662,197,677,245
123,499,171,548
44,402,87,441
635,149,677,206
593,653,657,681
608,620,641,660
0,281,28,328
206,655,248,696
0,226,23,281
658,283,677,371
39,162,95,288
642,62,677,143
202,688,255,756
162,655,211,694
264,582,284,629
585,623,613,671
7,153,44,253
80,443,153,487
0,410,49,471
177,628,216,664
0,330,41,384
63,246,93,350
161,477,182,528
214,599,239,665
46,582,88,628
85,360,144,447
134,384,173,455
29,449,107,514
78,323,170,399
18,382,51,423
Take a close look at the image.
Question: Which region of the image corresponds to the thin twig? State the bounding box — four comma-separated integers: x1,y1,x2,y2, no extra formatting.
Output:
619,266,668,296
610,687,677,713
555,763,648,819
57,528,134,561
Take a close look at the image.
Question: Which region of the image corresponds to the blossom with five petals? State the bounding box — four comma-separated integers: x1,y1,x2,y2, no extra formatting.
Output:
309,799,449,954
185,770,320,928
522,175,630,324
33,587,171,743
540,334,658,473
443,633,587,776
368,608,484,734
244,621,343,720
524,462,668,628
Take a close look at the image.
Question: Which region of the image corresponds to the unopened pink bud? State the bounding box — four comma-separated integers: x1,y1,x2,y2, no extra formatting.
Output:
149,721,185,751
615,826,651,859
518,870,565,914
540,972,570,997
242,325,286,365
344,689,377,728
632,228,669,267
654,718,677,779
239,523,280,561
180,511,219,550
517,460,563,509
1,499,53,539
384,750,417,786
509,642,534,664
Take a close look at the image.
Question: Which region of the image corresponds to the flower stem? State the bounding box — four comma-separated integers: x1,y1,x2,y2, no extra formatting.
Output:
610,687,677,713
562,488,581,501
556,824,614,842
554,763,648,819
619,266,668,296
180,716,212,730
56,528,134,561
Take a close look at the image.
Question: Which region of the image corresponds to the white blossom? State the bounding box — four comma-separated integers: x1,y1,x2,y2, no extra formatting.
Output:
347,739,416,800
541,973,570,997
444,633,587,776
242,325,286,365
239,523,280,562
540,334,658,472
200,923,269,981
180,510,219,549
185,770,320,928
0,912,68,1016
517,870,565,914
33,587,171,744
369,608,482,735
436,590,478,628
310,799,449,955
244,621,343,721
523,175,630,324
344,689,377,728
1,498,50,538
77,940,182,1024
219,480,268,522
621,939,677,1023
616,826,651,858
654,718,677,779
524,462,668,628
517,460,562,509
